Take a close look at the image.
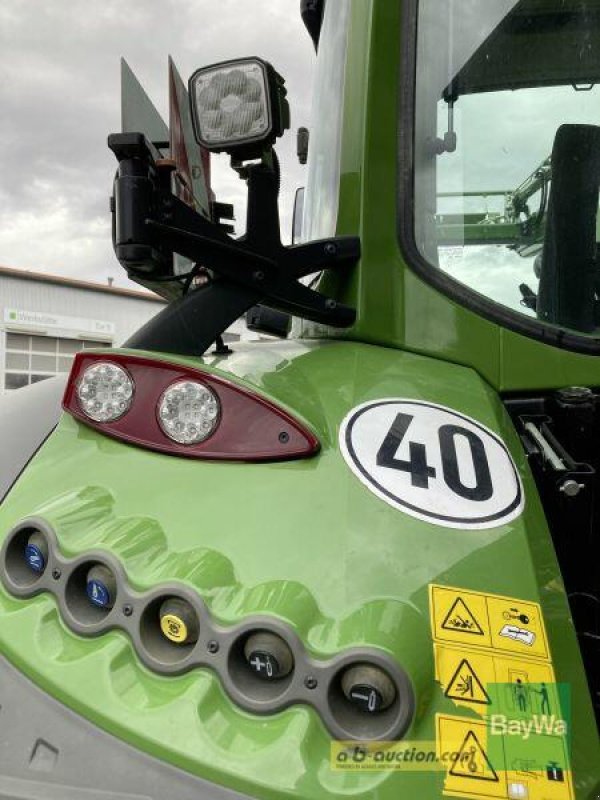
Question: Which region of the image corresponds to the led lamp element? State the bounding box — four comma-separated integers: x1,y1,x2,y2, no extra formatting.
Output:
189,58,289,156
158,381,220,445
76,362,134,423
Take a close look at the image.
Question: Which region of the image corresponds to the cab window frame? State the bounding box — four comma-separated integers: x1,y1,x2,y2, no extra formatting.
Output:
397,0,600,355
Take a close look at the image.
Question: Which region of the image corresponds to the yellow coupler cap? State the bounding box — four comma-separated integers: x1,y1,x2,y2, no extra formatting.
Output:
158,598,199,645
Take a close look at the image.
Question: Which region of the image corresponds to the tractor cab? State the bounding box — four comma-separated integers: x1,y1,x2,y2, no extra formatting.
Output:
413,0,600,336
1,1,600,799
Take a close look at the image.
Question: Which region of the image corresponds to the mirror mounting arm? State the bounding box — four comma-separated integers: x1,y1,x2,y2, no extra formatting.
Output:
109,133,359,355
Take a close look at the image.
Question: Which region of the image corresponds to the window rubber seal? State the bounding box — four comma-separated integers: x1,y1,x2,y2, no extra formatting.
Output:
397,0,600,356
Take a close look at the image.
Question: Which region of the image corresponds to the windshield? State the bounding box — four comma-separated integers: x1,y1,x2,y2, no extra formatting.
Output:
302,0,350,243
414,0,600,337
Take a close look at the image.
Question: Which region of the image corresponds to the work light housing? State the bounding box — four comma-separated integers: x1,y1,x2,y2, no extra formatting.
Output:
189,58,290,158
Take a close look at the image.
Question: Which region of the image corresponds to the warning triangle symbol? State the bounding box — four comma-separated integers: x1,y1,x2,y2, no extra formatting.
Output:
445,659,491,705
442,598,485,636
450,730,499,782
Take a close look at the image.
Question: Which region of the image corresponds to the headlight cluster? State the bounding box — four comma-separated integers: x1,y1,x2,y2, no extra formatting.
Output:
1,519,415,742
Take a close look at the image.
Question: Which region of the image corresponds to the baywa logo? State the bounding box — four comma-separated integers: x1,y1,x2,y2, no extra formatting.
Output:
489,713,568,740
486,681,571,742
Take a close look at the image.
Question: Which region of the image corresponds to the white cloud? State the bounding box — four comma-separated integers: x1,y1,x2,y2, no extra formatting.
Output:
0,1,314,289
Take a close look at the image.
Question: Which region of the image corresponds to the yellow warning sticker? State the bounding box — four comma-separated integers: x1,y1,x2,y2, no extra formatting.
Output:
432,587,571,800
487,595,548,661
437,714,507,799
430,585,550,661
437,715,573,800
492,658,557,720
503,731,574,800
435,643,557,715
436,645,495,711
431,585,492,648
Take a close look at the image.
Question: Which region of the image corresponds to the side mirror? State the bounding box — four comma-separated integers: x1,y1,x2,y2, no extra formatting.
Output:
537,124,600,333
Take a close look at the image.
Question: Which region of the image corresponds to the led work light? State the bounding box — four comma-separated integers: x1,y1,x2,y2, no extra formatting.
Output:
189,58,290,157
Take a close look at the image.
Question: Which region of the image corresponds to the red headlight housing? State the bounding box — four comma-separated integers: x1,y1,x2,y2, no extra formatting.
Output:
63,352,319,462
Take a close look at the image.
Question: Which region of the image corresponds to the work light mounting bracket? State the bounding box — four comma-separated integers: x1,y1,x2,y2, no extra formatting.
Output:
108,132,359,356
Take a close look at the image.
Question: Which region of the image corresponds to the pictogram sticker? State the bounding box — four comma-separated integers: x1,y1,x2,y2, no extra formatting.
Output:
434,643,557,715
486,595,549,660
433,581,570,800
503,727,574,800
430,585,549,661
445,657,492,706
437,714,573,800
442,597,486,637
437,715,507,799
431,585,492,649
450,729,499,783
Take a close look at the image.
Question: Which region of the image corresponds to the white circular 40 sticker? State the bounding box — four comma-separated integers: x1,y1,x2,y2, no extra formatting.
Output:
339,400,524,530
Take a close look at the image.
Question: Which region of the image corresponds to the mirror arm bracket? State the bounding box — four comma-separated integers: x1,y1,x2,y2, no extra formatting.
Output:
109,133,359,354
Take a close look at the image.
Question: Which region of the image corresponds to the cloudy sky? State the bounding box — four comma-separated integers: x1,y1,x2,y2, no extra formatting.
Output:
0,1,314,290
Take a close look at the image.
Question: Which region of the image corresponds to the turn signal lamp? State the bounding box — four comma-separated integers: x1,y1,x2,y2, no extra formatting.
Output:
63,352,319,461
189,58,290,157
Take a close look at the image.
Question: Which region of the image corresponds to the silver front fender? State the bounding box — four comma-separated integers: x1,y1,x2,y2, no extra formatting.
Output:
0,376,67,504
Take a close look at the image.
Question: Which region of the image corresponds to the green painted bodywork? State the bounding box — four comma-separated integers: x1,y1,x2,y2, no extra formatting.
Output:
1,342,599,797
1,0,600,798
306,0,600,391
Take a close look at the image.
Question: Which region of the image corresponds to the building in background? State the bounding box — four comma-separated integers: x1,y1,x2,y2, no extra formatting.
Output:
0,266,167,393
0,266,259,394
